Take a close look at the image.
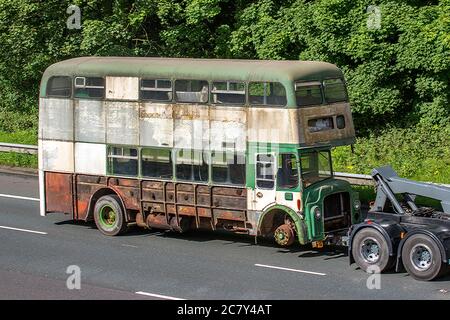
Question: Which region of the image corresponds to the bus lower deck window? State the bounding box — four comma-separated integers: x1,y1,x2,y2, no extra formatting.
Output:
175,149,208,182
108,146,138,176
336,115,346,129
211,151,246,185
141,148,173,179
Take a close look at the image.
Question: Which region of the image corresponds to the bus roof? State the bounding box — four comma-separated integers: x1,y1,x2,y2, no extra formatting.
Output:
42,57,344,83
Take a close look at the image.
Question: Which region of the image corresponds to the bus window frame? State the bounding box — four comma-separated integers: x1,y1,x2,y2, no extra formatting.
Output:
140,78,174,103
294,80,324,107
107,145,139,177
174,79,210,104
210,80,247,106
322,77,349,104
46,76,73,98
248,81,287,108
73,76,106,100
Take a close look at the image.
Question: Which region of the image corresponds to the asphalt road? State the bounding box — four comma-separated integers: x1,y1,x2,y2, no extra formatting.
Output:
1,172,450,300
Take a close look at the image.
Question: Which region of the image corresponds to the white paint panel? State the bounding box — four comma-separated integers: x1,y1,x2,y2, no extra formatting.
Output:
41,140,74,172
275,191,302,212
39,98,73,141
210,120,246,152
106,77,139,100
75,143,106,175
38,139,45,215
173,119,209,150
106,101,139,145
75,99,105,143
140,103,173,147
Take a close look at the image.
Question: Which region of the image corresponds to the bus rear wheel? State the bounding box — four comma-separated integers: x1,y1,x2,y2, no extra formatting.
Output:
401,234,447,281
94,195,127,236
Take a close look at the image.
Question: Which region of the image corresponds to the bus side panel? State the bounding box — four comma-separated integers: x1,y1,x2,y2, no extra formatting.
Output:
75,175,108,221
45,172,73,215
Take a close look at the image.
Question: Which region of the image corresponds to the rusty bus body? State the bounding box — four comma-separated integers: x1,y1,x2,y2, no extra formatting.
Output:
39,57,360,247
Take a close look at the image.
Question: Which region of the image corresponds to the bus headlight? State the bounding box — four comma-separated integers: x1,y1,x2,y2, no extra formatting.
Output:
312,206,321,220
354,200,361,211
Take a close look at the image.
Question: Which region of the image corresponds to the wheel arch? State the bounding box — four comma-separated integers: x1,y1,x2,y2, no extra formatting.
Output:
257,204,307,245
85,187,128,222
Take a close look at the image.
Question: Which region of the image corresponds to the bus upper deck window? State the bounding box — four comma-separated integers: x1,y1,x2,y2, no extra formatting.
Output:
211,81,245,105
323,78,348,103
74,77,105,99
141,79,172,101
175,80,208,103
249,82,286,107
295,81,323,107
46,76,72,97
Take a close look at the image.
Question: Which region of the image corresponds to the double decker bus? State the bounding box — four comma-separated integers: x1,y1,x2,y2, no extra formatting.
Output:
39,57,360,247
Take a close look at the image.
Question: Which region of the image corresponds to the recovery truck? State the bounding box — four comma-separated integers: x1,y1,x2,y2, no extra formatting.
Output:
348,166,450,281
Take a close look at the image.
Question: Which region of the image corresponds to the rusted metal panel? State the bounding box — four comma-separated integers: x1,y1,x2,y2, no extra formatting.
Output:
106,76,139,100
75,174,108,220
106,101,139,145
39,98,73,141
74,99,105,143
299,103,355,146
45,172,73,214
41,140,74,172
74,143,106,175
108,178,140,210
140,103,174,147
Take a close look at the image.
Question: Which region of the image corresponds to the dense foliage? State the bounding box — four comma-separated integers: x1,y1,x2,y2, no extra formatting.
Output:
0,0,448,180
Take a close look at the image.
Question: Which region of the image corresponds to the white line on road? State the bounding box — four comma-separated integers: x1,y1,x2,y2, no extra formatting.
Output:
135,291,186,300
0,193,39,202
0,225,47,235
255,263,326,276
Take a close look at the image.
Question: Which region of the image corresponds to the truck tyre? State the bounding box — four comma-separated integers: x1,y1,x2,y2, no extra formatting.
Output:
94,195,127,236
352,228,394,273
401,234,447,281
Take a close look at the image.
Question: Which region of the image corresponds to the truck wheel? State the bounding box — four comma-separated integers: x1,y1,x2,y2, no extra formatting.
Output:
401,234,447,281
94,195,127,236
352,228,394,273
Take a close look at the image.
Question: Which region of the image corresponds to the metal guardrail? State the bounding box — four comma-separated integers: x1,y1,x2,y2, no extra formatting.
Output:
0,142,38,155
0,143,448,187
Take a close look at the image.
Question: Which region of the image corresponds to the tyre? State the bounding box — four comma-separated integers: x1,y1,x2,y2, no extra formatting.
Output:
352,228,394,273
274,224,295,246
401,234,447,281
93,194,127,236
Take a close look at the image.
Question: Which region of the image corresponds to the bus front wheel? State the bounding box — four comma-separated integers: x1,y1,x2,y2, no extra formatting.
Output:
94,195,127,236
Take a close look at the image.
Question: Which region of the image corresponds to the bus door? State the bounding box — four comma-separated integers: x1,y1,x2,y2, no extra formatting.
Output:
252,153,277,211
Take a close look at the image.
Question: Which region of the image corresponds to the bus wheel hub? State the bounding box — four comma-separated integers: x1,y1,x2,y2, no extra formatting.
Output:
274,224,295,246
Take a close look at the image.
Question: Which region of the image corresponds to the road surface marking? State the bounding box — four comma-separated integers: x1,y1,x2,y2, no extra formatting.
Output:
255,263,326,276
0,225,47,235
0,193,39,202
122,244,139,248
135,291,186,300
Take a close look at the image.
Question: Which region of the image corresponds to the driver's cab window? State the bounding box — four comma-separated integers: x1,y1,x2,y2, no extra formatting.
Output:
277,153,299,190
